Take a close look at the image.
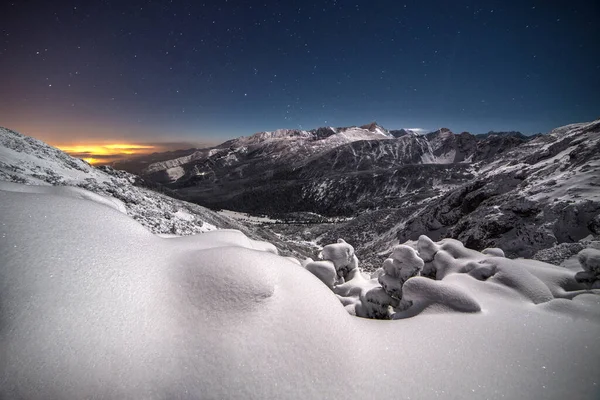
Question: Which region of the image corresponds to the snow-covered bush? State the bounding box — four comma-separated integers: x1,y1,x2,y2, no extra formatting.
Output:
417,234,440,278
320,239,359,281
306,233,600,320
378,245,424,301
359,287,397,319
575,248,600,288
306,239,422,319
301,238,396,319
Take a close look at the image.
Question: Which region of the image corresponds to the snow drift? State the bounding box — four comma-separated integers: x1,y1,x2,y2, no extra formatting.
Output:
1,182,599,399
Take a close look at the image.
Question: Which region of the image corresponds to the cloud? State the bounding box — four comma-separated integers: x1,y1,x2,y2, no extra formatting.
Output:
404,128,428,135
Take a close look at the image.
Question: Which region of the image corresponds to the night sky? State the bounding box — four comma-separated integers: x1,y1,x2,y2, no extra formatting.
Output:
1,0,599,152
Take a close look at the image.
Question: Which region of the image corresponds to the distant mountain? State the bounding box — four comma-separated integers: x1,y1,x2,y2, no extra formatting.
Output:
389,128,417,138
119,123,529,216
138,123,394,183
474,130,541,140
112,147,200,176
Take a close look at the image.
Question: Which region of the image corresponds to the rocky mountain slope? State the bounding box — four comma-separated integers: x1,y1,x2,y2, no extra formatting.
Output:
119,122,530,216
136,123,393,184
313,120,600,268
115,119,600,267
0,126,306,257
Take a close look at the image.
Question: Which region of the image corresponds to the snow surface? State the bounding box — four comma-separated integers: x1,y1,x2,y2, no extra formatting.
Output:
1,183,599,399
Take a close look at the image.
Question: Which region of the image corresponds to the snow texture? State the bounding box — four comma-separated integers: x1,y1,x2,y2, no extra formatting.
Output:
1,184,600,399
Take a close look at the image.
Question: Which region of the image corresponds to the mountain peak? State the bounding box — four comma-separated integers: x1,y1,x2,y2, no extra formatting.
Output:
427,127,454,138
389,128,418,138
359,122,380,132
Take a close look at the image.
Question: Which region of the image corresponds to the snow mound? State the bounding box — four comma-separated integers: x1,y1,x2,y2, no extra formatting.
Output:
0,180,127,213
2,184,600,399
395,276,482,317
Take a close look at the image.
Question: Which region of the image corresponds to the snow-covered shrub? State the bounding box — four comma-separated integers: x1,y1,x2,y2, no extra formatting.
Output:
393,277,482,319
378,245,424,300
575,248,600,288
578,248,600,274
305,239,425,319
306,233,597,320
358,287,397,319
320,239,359,281
417,235,440,278
303,238,396,319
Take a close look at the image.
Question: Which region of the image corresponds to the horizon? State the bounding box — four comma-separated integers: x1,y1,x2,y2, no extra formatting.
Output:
1,1,598,163
1,117,588,165
48,118,574,165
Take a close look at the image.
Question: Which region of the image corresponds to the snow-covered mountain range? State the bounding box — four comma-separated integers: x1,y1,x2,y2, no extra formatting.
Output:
120,123,529,198
115,123,539,218
115,119,600,265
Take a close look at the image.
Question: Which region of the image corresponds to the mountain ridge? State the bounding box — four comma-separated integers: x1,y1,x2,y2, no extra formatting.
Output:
109,119,600,267
120,123,534,218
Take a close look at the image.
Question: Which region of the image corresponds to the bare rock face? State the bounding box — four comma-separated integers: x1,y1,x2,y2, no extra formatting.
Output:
395,120,600,260
115,123,527,217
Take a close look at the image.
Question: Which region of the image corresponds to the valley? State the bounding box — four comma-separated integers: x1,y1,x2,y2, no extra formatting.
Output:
111,120,600,268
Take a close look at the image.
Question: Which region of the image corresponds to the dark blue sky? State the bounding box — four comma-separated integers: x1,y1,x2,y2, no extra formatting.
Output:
0,0,598,146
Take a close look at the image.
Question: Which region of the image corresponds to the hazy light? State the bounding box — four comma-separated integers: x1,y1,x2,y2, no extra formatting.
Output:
56,144,156,164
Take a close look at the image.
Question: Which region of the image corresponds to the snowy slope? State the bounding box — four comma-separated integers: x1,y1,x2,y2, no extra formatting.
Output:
1,185,599,399
0,126,243,235
0,126,113,185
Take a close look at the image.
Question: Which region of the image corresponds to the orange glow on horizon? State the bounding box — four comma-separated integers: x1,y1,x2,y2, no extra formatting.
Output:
57,144,155,155
55,143,157,164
